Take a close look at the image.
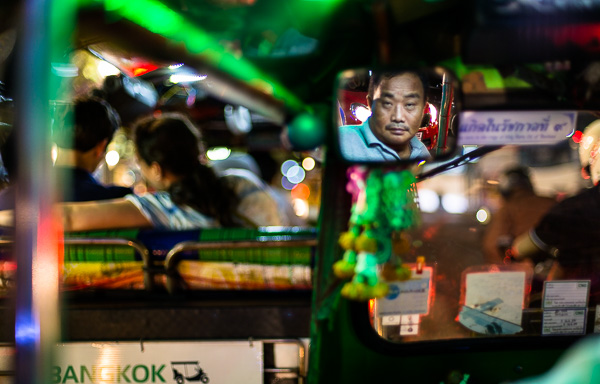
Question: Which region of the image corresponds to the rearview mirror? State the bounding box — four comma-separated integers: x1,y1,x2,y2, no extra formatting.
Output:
335,67,460,163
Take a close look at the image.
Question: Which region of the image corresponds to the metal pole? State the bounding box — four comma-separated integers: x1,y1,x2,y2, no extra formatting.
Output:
436,72,453,156
14,0,71,381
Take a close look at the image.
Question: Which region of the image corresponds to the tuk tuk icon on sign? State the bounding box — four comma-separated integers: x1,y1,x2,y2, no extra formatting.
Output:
171,361,209,383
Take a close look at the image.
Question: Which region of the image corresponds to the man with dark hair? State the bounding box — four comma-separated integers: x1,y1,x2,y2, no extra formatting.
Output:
513,121,600,303
53,96,132,201
339,70,431,161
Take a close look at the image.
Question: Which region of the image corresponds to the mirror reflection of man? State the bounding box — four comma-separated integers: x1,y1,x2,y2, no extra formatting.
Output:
339,70,432,161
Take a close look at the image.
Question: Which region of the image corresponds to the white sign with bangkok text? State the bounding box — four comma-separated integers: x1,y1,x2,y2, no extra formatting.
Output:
52,341,263,384
458,111,577,145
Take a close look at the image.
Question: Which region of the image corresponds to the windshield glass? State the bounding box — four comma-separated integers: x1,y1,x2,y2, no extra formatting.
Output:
370,114,599,341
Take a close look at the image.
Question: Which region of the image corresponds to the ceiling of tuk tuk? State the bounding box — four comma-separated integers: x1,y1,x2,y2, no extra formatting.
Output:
71,0,467,114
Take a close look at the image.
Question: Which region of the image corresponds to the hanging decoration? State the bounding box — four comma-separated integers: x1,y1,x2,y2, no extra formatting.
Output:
333,165,421,300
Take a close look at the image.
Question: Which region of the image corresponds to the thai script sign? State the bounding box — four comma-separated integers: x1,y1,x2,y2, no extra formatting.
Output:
458,111,577,145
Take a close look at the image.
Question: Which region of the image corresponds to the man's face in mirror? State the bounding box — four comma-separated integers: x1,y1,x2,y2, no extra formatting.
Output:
367,72,425,157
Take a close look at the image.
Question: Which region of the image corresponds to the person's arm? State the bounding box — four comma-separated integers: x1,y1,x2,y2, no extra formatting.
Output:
482,206,511,264
62,198,152,231
0,198,153,231
512,231,541,260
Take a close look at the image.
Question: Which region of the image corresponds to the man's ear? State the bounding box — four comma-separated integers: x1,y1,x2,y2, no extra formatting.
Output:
93,138,109,158
366,95,373,110
150,161,163,180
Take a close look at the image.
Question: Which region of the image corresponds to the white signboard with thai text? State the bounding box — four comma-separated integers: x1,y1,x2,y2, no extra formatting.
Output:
52,341,263,384
458,111,577,145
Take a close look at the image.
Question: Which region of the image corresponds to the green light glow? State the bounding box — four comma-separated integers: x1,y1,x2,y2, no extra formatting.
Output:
104,0,127,11
78,0,304,111
287,112,326,150
440,56,530,90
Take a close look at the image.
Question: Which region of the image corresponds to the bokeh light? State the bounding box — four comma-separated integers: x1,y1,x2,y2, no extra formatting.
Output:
286,165,306,184
291,183,310,200
206,147,231,161
441,193,469,214
476,208,490,223
281,159,298,175
287,113,325,150
354,105,371,123
281,176,296,190
302,157,315,171
120,170,136,187
292,198,309,219
417,189,440,213
105,150,120,167
134,183,148,194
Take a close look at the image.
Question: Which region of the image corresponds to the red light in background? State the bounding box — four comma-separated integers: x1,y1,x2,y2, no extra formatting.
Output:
131,63,159,77
551,23,600,53
572,130,583,143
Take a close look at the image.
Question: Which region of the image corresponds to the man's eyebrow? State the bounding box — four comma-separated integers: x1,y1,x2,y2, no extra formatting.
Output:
379,91,421,99
403,92,421,99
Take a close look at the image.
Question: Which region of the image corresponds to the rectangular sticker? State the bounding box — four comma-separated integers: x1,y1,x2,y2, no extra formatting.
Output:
458,111,577,145
542,309,587,335
399,315,420,336
464,271,526,326
400,324,419,336
376,267,432,317
381,315,401,326
543,281,590,309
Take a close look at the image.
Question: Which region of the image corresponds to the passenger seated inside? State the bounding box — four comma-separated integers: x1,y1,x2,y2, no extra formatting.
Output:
52,95,133,202
0,96,133,209
211,151,304,226
482,166,556,265
0,113,286,230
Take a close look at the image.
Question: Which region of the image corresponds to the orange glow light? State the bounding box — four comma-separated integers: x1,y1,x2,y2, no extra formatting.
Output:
291,183,310,200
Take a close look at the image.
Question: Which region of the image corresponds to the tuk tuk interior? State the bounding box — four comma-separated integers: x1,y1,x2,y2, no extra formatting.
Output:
2,0,600,383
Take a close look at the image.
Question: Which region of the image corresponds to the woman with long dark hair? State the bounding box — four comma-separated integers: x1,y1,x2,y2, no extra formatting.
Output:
126,113,240,229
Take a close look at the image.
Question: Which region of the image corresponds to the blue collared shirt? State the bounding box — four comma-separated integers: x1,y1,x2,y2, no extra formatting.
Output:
338,118,431,161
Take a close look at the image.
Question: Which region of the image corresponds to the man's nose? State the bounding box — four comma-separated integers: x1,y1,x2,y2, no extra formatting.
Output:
391,105,405,122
